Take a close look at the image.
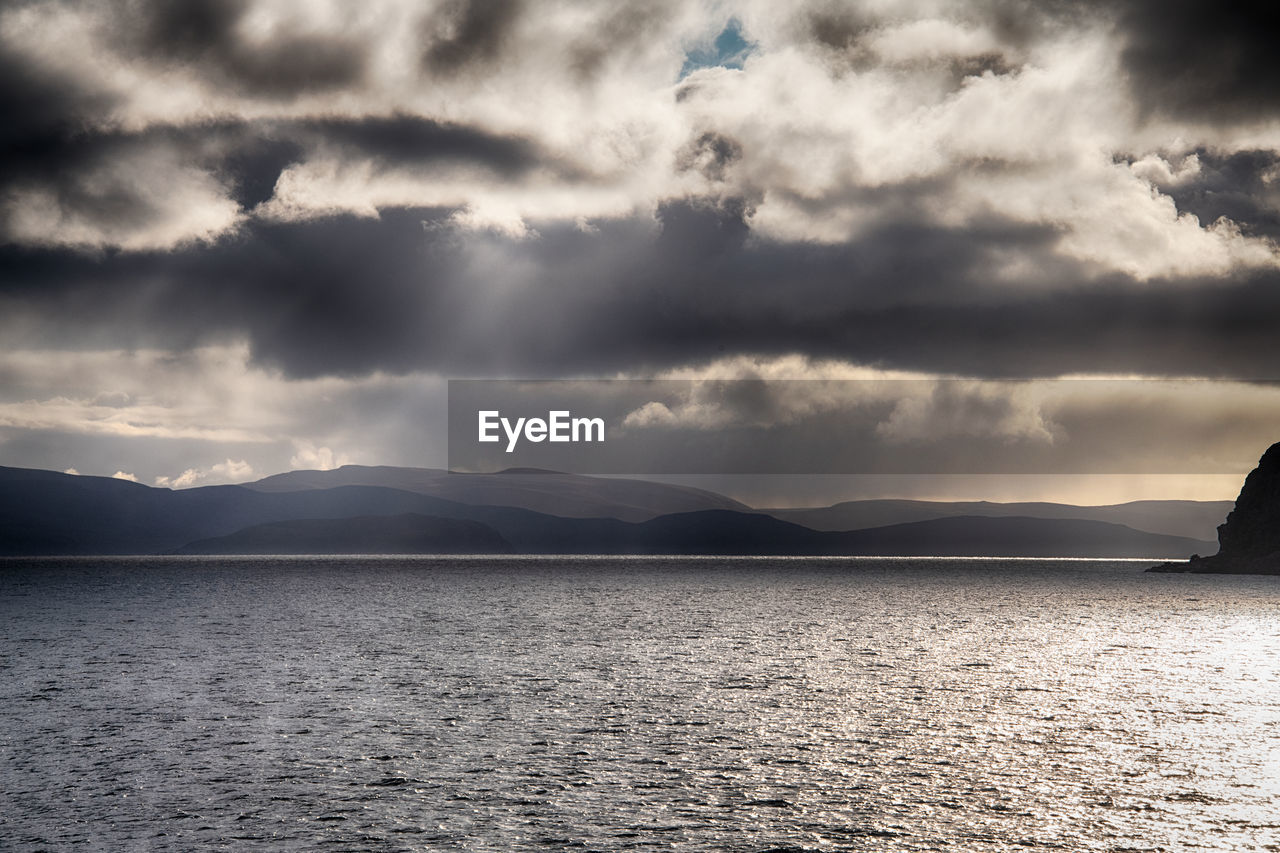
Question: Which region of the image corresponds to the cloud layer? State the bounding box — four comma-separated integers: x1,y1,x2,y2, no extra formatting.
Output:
2,0,1279,492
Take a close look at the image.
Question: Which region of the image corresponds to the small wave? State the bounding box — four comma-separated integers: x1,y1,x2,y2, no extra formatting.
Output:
743,798,795,809
365,776,411,787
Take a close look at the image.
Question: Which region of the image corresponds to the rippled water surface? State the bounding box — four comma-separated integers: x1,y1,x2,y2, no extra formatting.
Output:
2,556,1278,851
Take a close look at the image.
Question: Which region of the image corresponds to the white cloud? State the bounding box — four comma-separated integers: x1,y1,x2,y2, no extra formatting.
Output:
0,395,274,443
3,0,1277,277
0,343,443,483
619,367,1060,443
1130,153,1203,188
0,344,347,443
110,470,139,482
154,458,254,489
875,382,1059,445
154,468,200,489
211,458,255,481
622,399,735,430
865,18,1001,65
614,354,1280,473
1,145,243,252
620,355,934,432
289,440,350,471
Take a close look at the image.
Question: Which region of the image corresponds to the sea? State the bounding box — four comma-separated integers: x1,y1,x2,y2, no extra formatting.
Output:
1,556,1277,852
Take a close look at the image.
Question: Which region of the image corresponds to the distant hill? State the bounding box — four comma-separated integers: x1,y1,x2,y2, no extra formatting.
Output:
0,466,519,555
0,465,1216,558
170,510,1211,558
174,513,512,555
243,466,1232,541
0,465,682,555
827,515,1211,558
568,511,1209,558
766,499,1233,541
246,465,750,522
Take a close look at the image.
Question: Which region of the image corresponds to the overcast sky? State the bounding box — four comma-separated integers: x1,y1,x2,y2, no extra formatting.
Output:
1,0,1278,501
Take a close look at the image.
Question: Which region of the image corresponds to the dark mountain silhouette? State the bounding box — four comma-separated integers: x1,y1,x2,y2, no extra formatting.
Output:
0,465,674,555
247,467,1230,539
245,465,750,522
1150,442,1280,574
169,509,1211,557
174,514,512,555
559,511,1209,558
0,465,1215,557
828,515,1210,558
0,466,484,555
768,499,1233,541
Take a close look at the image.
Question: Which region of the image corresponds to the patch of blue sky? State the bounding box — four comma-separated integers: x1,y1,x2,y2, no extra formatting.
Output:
678,19,755,80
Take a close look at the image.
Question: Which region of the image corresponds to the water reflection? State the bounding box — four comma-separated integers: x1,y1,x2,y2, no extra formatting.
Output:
1,556,1277,851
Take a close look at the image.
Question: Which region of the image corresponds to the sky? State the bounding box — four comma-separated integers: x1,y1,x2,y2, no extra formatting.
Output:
1,0,1279,503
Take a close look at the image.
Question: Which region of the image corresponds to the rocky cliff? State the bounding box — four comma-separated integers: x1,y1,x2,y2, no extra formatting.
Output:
1150,441,1280,574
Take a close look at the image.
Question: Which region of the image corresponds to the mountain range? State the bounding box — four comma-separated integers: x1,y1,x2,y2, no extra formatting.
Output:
0,464,1220,558
767,498,1232,541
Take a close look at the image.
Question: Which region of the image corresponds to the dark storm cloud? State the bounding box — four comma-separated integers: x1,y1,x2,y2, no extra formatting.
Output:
0,99,216,248
130,0,368,97
799,0,1279,116
0,209,460,375
0,102,565,246
217,133,306,209
422,0,523,76
2,0,1278,386
214,113,559,208
1110,0,1280,122
299,114,549,178
0,42,115,178
979,0,1100,48
806,5,875,55
1162,149,1280,240
830,275,1280,379
946,51,1019,85
6,197,1280,380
